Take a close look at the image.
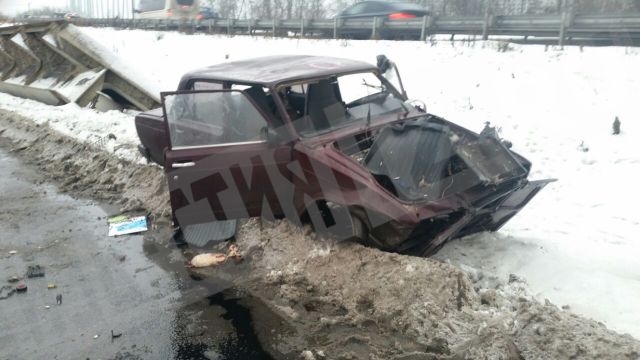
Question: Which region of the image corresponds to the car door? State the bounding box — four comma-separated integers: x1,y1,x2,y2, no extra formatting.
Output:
161,89,292,231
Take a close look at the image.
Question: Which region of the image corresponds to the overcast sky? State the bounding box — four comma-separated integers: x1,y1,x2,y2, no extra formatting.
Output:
0,0,68,15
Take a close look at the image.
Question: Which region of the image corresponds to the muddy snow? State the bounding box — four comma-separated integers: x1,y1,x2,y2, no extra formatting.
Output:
1,106,639,358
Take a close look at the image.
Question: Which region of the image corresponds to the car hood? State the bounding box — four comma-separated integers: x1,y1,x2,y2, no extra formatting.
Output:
329,114,538,203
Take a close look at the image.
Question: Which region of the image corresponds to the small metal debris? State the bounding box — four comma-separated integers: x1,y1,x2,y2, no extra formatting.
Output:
27,265,45,278
0,286,16,300
93,334,99,339
44,305,50,309
578,141,589,152
111,330,122,339
7,276,19,283
508,274,523,284
8,250,17,255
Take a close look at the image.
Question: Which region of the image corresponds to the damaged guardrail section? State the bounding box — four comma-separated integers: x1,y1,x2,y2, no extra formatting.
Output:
0,21,160,111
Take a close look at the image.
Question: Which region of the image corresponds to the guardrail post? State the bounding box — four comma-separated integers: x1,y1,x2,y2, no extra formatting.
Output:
482,5,493,40
248,19,252,35
300,18,305,38
559,0,575,48
559,11,566,47
371,16,384,40
333,17,338,39
420,15,428,40
272,18,277,38
371,16,378,39
227,18,232,36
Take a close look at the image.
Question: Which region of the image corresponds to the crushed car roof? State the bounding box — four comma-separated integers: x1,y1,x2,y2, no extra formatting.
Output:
180,55,378,87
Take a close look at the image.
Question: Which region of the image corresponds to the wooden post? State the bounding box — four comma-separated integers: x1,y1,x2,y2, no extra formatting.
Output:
333,17,338,39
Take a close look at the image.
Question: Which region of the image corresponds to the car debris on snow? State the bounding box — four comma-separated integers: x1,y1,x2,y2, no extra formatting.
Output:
26,265,44,278
0,285,16,300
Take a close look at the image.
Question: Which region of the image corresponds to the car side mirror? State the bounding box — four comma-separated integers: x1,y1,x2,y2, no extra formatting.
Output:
376,54,391,72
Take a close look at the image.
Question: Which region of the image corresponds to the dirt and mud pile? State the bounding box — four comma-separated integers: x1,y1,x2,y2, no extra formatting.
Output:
1,108,639,359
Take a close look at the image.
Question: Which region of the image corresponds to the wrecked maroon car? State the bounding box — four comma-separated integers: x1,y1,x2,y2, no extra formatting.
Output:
135,55,553,255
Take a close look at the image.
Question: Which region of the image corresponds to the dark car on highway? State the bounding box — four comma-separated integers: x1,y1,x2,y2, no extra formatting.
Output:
196,6,218,21
336,1,429,20
135,55,552,256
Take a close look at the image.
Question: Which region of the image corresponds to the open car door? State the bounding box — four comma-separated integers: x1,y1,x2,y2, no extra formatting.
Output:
161,90,292,246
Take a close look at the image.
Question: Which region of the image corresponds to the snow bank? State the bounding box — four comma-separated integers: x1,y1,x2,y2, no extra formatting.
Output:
1,27,639,338
0,94,144,163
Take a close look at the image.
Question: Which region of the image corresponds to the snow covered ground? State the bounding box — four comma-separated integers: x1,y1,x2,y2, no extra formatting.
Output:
1,27,639,338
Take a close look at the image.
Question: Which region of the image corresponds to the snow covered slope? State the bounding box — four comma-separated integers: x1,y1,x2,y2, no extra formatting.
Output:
2,27,639,338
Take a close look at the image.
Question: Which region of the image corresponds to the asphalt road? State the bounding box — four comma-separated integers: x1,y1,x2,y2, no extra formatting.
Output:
0,141,276,360
0,144,182,359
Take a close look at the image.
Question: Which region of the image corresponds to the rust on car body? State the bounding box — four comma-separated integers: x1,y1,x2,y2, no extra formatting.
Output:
135,54,554,255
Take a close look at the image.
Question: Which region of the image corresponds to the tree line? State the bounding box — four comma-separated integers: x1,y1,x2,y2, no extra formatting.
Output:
207,0,640,19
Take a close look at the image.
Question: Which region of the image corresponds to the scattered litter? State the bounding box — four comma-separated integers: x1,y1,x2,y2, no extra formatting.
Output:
0,285,16,300
8,250,17,255
578,141,589,152
48,284,57,289
56,294,62,305
111,330,122,339
7,276,19,283
189,253,226,268
93,334,99,339
44,305,50,309
508,273,523,283
188,245,244,268
108,215,148,236
227,244,243,263
16,283,27,293
27,265,45,278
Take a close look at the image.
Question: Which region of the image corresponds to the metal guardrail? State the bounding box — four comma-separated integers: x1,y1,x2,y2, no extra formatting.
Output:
58,12,640,46
0,21,160,111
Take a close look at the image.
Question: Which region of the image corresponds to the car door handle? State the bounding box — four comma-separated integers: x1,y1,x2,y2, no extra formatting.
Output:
172,161,195,168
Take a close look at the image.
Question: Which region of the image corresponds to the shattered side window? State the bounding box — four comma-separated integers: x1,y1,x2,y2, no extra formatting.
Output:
163,91,268,148
294,72,406,137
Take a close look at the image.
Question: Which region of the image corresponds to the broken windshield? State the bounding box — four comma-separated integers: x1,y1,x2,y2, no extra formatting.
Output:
286,72,407,138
